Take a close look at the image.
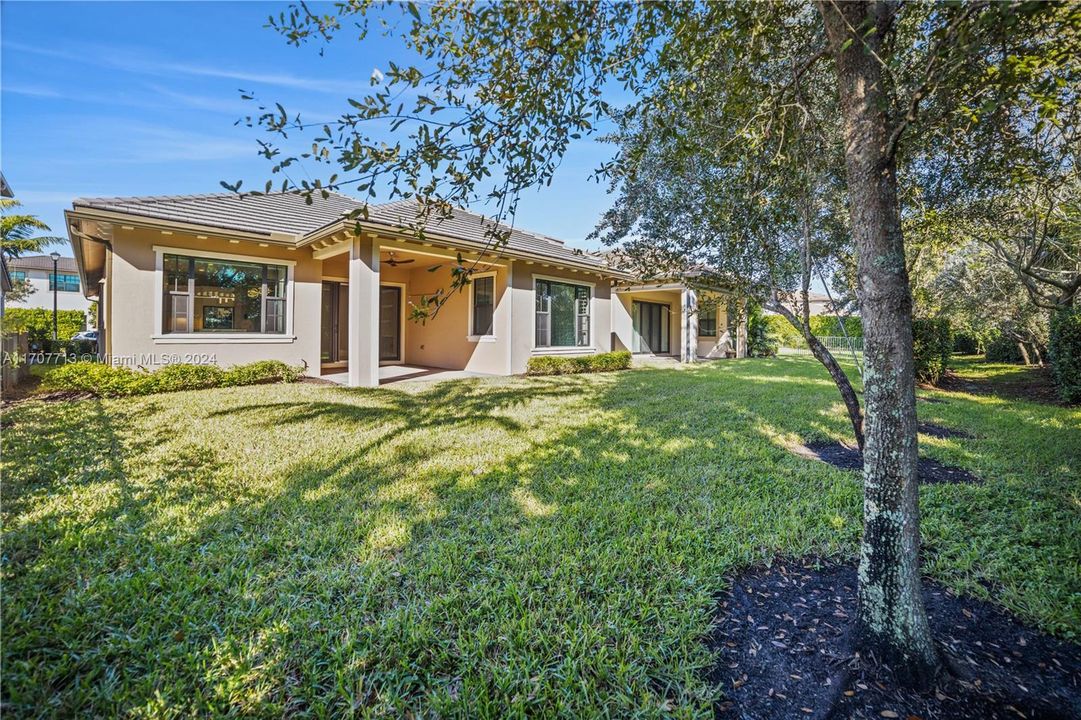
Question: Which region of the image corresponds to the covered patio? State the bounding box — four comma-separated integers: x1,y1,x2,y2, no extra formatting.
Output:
312,235,509,386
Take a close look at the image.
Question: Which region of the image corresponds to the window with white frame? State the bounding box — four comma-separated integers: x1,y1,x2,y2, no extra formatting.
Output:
162,252,287,334
535,278,591,348
471,274,495,336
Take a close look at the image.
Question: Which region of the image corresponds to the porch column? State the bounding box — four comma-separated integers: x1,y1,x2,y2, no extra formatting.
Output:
736,298,748,358
680,286,698,363
347,234,380,388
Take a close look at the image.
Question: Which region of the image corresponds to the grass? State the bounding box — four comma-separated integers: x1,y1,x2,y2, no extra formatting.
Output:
2,356,1078,717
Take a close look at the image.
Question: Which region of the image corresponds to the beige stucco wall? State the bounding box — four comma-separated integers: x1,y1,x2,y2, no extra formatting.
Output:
697,303,732,359
509,262,614,374
103,225,621,378
106,227,323,371
612,289,682,355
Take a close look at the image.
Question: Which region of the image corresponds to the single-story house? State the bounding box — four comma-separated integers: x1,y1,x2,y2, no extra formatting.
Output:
65,192,744,386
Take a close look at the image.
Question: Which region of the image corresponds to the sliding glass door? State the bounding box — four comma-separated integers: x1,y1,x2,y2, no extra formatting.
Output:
632,300,671,354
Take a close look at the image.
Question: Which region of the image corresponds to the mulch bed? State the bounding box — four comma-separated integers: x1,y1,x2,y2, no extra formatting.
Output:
918,422,975,440
790,440,981,484
708,560,1081,720
934,367,1063,406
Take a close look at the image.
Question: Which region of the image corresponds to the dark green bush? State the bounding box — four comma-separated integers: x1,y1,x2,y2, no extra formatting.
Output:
526,350,631,376
912,317,953,385
747,304,778,357
1048,307,1081,404
985,334,1026,363
40,360,305,397
2,308,88,342
953,332,981,355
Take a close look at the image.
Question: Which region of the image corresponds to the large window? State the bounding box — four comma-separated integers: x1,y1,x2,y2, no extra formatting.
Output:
535,279,591,348
699,307,717,337
11,271,27,283
49,273,80,292
471,274,495,336
162,253,287,334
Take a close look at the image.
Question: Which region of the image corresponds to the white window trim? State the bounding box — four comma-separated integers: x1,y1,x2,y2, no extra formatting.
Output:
152,245,296,343
467,270,498,342
531,273,595,353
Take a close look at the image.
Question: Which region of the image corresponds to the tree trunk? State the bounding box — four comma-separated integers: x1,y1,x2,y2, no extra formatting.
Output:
819,0,939,688
1017,342,1032,366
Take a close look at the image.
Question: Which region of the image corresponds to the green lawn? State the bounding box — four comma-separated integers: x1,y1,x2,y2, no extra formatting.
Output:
3,357,1078,717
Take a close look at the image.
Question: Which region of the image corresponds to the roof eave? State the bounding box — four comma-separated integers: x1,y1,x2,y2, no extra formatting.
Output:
302,218,631,279
68,205,299,245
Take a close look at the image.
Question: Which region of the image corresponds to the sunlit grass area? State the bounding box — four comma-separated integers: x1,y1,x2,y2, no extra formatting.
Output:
3,357,1078,717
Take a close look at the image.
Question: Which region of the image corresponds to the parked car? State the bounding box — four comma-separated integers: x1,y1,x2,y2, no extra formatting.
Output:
72,330,98,342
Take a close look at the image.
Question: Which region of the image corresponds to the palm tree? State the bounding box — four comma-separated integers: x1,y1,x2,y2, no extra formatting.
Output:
1,198,62,259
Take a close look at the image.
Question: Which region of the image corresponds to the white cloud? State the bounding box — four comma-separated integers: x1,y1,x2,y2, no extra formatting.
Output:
4,40,365,96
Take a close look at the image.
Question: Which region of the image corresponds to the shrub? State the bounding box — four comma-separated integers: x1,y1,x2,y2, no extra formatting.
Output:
808,315,863,338
912,317,953,385
40,360,305,398
222,360,305,386
762,313,862,349
2,308,87,342
747,305,778,357
953,332,981,355
526,350,631,376
985,333,1026,363
1048,307,1081,404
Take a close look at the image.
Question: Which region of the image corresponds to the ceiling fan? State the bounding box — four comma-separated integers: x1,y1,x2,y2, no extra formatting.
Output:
383,252,415,267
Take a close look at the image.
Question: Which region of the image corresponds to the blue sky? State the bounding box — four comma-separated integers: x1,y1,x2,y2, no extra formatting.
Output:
1,1,615,257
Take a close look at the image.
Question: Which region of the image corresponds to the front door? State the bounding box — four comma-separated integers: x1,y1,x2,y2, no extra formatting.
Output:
379,285,402,362
632,300,671,354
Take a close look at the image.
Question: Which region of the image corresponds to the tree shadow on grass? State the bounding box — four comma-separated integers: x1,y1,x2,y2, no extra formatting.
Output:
2,361,1077,716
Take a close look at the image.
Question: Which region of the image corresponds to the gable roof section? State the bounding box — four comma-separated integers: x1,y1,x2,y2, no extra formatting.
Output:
359,199,612,271
71,192,618,273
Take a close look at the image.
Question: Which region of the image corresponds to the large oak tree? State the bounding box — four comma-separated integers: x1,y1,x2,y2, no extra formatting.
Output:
249,0,1079,687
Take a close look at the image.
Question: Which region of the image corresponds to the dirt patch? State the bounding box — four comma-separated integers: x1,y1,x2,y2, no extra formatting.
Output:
790,441,981,484
708,560,1081,720
934,366,1063,406
918,422,975,440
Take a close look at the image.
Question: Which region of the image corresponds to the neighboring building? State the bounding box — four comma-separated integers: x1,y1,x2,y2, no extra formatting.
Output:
65,192,741,386
6,254,93,318
764,290,854,318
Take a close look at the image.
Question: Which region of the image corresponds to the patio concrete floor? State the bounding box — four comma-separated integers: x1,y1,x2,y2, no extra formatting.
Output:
320,364,494,386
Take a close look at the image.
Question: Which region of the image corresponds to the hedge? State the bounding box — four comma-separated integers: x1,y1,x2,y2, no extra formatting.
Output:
1049,307,1081,403
763,314,863,348
526,350,631,376
2,308,87,342
912,317,953,385
40,360,305,398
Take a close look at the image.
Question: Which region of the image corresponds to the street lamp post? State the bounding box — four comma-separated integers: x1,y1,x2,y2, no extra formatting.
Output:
50,251,61,341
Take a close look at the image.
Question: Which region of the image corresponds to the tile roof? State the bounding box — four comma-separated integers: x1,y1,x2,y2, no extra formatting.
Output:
362,199,612,271
8,254,80,273
73,191,362,238
71,192,616,272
